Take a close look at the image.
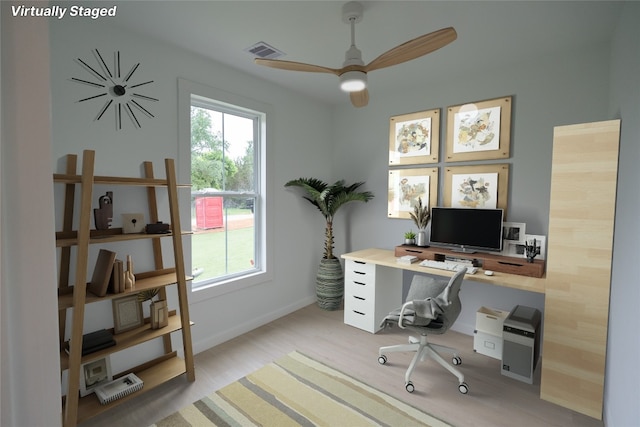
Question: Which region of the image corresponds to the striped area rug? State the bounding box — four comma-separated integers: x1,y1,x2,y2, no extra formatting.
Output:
150,351,452,427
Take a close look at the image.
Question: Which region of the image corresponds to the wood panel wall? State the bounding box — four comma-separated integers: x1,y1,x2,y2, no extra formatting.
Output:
541,120,621,419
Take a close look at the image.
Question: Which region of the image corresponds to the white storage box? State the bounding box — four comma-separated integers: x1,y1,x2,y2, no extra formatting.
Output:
474,306,509,359
474,330,503,359
476,306,509,335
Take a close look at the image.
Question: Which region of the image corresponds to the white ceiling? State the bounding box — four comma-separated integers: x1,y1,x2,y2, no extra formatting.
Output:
98,1,624,106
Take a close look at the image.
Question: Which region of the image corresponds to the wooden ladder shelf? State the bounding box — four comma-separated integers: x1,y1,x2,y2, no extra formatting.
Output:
54,150,195,427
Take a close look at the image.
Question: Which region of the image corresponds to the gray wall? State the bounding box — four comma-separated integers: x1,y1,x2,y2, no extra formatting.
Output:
605,1,640,424
330,43,611,333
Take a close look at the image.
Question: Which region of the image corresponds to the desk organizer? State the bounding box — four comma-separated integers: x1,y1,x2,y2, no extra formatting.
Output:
394,245,545,278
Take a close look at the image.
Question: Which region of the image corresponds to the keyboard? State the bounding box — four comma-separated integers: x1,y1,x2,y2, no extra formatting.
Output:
419,259,478,274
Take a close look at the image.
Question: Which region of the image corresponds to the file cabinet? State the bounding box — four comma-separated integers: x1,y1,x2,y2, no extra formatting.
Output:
344,259,402,333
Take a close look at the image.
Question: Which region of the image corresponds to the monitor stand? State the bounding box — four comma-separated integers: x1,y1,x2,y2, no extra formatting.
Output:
451,246,477,254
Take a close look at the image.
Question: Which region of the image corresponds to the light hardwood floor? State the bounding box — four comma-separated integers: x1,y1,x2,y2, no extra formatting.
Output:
79,304,604,427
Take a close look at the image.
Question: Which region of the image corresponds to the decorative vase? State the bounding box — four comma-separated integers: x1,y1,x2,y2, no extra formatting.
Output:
404,238,415,245
150,299,168,329
416,230,428,247
316,258,344,311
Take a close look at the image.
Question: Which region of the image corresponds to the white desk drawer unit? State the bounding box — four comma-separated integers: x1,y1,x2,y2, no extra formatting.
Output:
344,260,402,333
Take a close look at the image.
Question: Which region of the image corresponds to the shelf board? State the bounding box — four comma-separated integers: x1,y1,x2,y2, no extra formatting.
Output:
60,314,193,371
73,354,188,424
58,272,193,310
56,229,192,248
54,173,190,188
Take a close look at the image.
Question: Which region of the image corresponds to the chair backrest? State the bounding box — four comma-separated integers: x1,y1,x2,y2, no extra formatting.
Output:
406,269,466,333
437,269,465,330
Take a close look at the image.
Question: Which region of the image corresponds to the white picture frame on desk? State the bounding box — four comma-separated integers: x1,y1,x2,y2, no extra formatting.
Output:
503,234,546,260
522,234,546,260
502,222,526,244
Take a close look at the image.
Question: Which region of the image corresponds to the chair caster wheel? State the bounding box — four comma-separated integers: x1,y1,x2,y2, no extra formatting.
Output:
405,382,415,393
378,355,387,365
458,382,469,394
452,356,462,365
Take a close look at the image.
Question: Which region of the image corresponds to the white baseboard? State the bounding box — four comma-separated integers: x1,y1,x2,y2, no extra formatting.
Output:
192,295,317,354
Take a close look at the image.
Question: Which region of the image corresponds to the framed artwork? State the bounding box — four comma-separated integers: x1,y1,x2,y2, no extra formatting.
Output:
112,294,143,334
523,234,546,260
443,164,509,217
502,242,522,257
445,96,512,162
389,108,440,165
388,168,438,220
503,222,526,244
80,356,112,396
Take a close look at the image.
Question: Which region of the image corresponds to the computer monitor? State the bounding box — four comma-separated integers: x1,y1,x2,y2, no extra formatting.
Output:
429,207,504,253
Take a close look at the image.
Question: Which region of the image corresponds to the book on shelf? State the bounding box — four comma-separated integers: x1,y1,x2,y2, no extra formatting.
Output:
94,373,144,405
109,259,124,294
88,249,116,297
65,329,116,356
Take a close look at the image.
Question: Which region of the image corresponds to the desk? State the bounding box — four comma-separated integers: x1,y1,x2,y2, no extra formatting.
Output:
341,248,546,334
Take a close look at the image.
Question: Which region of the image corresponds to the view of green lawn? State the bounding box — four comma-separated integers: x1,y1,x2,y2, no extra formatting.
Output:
191,211,255,283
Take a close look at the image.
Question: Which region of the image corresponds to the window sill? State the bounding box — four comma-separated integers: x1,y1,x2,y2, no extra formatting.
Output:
189,270,271,304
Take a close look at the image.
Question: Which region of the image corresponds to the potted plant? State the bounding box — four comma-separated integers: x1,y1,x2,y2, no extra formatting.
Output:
285,178,374,310
410,197,430,247
404,231,416,245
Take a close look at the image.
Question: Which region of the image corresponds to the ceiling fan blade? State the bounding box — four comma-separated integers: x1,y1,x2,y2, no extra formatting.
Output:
365,27,457,72
350,88,369,108
255,58,340,75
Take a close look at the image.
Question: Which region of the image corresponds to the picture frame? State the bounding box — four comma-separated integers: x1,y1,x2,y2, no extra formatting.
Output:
79,356,112,397
502,242,522,257
502,222,526,244
388,168,438,220
389,108,440,165
445,96,512,162
112,294,143,334
443,164,509,217
522,234,546,260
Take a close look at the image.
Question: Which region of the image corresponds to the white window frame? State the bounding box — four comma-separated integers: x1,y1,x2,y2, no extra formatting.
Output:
178,79,273,302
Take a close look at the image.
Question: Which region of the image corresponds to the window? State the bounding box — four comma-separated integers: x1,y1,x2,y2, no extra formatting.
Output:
188,94,264,290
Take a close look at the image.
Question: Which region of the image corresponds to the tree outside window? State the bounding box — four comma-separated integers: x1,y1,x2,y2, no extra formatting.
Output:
190,103,260,287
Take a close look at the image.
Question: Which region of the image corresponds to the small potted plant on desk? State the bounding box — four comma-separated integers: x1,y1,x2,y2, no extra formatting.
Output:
404,231,416,245
410,197,430,247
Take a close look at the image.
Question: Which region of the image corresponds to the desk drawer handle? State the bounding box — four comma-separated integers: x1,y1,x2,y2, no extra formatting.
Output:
354,271,366,275
353,281,366,286
498,260,524,267
354,296,365,301
405,249,422,254
353,310,366,316
354,261,366,265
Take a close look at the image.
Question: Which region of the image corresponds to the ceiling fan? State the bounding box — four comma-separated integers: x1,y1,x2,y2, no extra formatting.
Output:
254,1,457,108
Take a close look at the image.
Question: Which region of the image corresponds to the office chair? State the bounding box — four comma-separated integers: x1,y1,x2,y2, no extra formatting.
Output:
378,269,469,394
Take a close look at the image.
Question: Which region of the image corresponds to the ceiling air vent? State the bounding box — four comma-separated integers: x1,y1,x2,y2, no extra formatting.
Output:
244,41,285,60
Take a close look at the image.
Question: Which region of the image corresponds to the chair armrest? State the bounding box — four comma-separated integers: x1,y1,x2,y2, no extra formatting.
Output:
397,301,415,329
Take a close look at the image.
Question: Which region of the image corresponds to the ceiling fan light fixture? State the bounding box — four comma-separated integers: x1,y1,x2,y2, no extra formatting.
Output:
340,70,367,92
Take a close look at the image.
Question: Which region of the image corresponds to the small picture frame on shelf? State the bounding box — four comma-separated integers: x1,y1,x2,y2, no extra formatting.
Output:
502,222,526,244
80,356,112,397
112,294,143,334
522,234,546,260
